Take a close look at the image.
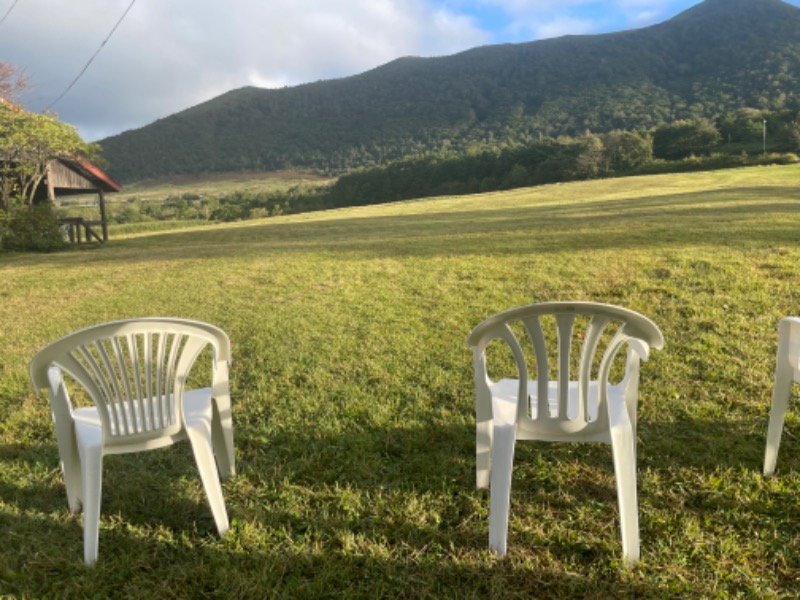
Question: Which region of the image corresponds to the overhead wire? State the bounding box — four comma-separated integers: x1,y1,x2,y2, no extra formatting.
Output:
0,0,20,27
45,0,137,110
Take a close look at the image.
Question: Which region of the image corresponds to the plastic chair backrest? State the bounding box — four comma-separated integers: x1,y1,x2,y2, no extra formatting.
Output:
467,302,664,438
29,318,231,449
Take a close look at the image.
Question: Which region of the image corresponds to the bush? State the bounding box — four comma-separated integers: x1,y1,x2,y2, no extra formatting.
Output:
769,152,799,165
0,203,66,252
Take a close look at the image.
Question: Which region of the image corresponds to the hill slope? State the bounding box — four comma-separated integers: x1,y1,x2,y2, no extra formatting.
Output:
99,0,800,182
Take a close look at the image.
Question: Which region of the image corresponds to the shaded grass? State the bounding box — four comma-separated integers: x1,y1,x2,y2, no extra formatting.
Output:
2,165,800,597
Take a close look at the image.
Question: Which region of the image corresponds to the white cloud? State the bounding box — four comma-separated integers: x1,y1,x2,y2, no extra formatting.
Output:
530,16,600,39
615,0,692,27
626,10,662,27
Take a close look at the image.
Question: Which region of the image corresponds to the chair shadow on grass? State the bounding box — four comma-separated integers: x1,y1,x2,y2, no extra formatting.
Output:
226,414,661,597
233,404,799,548
4,405,800,596
0,437,654,598
0,442,235,574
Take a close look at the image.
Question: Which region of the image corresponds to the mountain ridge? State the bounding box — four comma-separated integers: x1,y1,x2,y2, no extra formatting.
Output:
99,0,800,182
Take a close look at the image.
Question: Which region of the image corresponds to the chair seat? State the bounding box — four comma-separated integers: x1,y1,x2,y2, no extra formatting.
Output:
74,388,214,454
489,378,619,443
489,379,606,423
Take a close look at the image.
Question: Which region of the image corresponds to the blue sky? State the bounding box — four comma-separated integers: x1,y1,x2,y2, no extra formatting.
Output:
1,0,798,141
451,0,700,42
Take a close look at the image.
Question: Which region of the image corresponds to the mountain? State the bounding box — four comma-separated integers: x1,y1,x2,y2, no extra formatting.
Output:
99,0,800,183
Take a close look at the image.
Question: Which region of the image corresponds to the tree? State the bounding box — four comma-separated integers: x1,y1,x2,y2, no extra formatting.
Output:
717,108,765,144
0,61,27,102
0,103,100,212
786,118,800,152
501,163,529,189
600,130,653,173
652,119,722,160
573,133,604,179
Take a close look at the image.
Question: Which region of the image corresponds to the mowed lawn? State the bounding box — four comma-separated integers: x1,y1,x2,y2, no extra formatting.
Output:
2,164,800,597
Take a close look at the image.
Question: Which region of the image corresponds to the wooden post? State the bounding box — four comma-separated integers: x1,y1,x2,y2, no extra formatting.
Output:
98,189,108,242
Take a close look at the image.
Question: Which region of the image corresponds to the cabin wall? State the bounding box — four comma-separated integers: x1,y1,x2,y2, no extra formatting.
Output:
47,160,97,191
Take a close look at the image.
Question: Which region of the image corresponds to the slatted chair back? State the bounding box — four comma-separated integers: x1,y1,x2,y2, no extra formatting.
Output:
468,301,664,442
30,318,231,449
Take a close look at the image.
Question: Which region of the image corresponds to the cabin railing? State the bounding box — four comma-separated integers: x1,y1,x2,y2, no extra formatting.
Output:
59,217,106,245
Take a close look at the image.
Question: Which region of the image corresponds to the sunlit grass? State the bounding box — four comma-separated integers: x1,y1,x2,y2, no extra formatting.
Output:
2,164,800,597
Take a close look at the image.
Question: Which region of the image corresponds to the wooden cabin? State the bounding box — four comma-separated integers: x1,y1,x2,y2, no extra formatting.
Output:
36,158,122,245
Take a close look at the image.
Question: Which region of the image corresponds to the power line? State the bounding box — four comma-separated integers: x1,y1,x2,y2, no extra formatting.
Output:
0,0,20,27
45,0,137,111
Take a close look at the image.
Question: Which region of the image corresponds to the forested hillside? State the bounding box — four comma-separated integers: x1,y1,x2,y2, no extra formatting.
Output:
99,0,800,183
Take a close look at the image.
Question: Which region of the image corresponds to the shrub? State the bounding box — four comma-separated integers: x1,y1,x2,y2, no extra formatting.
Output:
0,203,66,252
770,152,799,165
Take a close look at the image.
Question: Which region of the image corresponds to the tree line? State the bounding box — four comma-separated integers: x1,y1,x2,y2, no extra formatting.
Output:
322,110,800,209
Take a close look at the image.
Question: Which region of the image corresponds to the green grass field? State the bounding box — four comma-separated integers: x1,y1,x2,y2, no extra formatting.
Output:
2,164,800,597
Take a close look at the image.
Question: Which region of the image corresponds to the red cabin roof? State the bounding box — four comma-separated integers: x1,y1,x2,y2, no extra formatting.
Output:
67,158,122,193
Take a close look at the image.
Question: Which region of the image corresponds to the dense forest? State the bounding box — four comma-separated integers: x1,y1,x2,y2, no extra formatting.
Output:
324,114,800,208
99,0,800,183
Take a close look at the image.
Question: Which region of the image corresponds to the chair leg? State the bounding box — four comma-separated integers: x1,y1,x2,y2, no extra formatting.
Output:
764,365,793,477
61,438,83,514
764,358,792,477
211,400,235,481
765,318,800,477
186,422,230,536
50,390,82,512
79,445,104,566
610,421,640,565
488,424,516,556
212,365,236,480
476,418,492,489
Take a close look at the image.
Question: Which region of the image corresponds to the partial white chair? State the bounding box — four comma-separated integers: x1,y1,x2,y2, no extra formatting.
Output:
467,301,663,565
29,317,235,565
764,317,800,477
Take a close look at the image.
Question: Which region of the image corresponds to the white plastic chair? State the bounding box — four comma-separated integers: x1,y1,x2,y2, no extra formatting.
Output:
29,317,235,565
764,317,800,477
467,302,664,565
